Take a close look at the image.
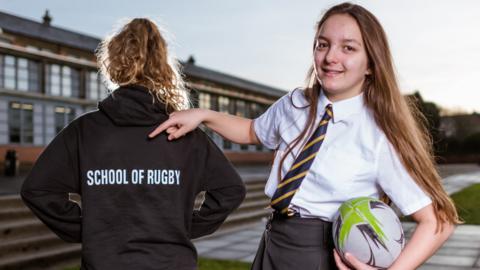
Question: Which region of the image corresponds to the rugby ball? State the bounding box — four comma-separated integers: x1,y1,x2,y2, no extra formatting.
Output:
332,197,405,268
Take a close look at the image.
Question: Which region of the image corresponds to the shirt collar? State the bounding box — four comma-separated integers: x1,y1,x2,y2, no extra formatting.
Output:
318,89,365,123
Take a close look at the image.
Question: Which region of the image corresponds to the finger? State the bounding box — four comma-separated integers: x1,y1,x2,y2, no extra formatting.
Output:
166,126,179,134
149,119,174,138
333,249,350,270
345,253,371,270
168,125,190,140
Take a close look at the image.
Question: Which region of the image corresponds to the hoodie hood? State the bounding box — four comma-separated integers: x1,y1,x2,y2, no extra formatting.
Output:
98,85,169,126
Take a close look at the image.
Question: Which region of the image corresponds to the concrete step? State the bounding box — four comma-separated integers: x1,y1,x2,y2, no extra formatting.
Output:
0,232,66,260
0,218,49,241
234,199,270,214
0,206,35,221
224,208,271,226
245,182,266,192
0,194,24,208
0,244,81,270
244,190,268,202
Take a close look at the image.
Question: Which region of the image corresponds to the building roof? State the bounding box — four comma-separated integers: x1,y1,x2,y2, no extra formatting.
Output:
0,10,286,97
0,10,101,52
182,62,285,98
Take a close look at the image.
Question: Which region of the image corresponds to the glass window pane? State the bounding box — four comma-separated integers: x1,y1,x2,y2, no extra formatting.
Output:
8,102,21,143
219,96,229,113
210,95,218,111
4,55,15,89
23,105,34,144
67,108,76,123
199,93,211,109
5,55,15,65
62,66,72,97
70,69,80,98
49,64,61,96
0,55,3,88
235,100,246,117
18,58,28,68
17,58,29,91
87,72,99,100
55,107,65,134
28,60,40,92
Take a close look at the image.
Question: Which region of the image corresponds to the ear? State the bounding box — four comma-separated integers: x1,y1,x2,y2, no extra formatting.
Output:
365,67,372,76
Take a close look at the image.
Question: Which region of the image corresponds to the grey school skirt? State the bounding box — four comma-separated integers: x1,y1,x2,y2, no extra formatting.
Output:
251,213,336,270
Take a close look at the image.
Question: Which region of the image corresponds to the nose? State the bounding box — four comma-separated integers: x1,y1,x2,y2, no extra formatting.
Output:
325,47,339,64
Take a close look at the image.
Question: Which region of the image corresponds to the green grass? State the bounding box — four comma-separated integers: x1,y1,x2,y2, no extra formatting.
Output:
64,257,250,270
198,257,251,270
451,183,480,225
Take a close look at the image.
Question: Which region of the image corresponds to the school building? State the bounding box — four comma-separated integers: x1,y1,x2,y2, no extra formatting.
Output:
0,10,285,168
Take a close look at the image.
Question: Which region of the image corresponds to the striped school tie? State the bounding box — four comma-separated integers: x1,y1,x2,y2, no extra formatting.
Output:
270,104,333,215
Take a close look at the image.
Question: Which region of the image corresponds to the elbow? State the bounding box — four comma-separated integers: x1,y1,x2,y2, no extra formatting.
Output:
233,183,247,206
441,222,456,238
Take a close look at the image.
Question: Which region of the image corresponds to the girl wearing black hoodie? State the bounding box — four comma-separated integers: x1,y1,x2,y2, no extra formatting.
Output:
21,18,246,270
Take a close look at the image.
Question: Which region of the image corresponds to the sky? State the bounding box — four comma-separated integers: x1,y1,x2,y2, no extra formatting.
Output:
1,0,479,113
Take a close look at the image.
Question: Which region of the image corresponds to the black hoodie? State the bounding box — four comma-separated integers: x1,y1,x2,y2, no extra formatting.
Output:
21,85,246,270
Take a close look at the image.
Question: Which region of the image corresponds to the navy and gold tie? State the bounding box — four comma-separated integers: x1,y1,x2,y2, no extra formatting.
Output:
270,104,333,215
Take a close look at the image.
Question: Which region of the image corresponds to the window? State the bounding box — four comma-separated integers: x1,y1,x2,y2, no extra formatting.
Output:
249,103,261,118
62,66,72,97
28,60,40,92
218,96,232,150
235,100,246,117
87,71,109,100
17,58,28,91
4,55,15,89
8,102,34,144
47,64,61,96
234,100,248,150
249,103,264,151
199,92,211,109
0,55,3,88
218,96,230,114
46,64,80,98
55,106,76,134
87,71,99,100
210,94,218,111
0,54,40,92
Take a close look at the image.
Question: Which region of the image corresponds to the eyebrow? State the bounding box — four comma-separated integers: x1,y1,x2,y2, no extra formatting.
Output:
317,36,362,46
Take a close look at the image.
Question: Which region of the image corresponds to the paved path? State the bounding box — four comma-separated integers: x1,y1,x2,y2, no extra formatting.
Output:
443,171,480,194
195,221,480,269
194,167,480,269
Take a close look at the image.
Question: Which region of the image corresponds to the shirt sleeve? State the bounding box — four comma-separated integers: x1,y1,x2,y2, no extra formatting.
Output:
376,136,432,216
253,93,289,150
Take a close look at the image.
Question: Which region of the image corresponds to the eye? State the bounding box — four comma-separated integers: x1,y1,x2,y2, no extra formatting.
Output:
316,42,329,50
344,45,355,52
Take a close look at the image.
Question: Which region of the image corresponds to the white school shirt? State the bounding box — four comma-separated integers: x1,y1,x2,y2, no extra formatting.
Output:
253,89,432,221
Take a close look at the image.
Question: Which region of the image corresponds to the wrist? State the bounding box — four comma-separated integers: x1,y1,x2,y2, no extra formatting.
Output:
199,108,215,124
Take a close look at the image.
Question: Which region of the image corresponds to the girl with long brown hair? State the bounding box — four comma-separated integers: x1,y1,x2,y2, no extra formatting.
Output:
149,3,459,269
21,18,246,269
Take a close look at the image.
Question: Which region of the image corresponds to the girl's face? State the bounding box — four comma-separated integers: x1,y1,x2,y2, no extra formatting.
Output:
314,14,370,102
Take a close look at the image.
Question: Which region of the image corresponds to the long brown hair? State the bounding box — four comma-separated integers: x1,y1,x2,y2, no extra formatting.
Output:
279,2,459,230
97,18,189,112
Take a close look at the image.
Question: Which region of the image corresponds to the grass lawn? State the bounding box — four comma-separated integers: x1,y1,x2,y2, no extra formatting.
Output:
64,257,251,270
198,257,251,270
451,183,480,225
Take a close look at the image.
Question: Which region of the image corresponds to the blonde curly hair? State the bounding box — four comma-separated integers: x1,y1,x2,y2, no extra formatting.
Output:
97,18,189,112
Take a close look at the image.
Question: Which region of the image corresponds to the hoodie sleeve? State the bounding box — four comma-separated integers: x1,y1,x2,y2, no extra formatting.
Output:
21,124,82,243
190,134,246,239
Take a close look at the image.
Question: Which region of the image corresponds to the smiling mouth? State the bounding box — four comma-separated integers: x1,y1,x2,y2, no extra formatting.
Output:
321,68,344,77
